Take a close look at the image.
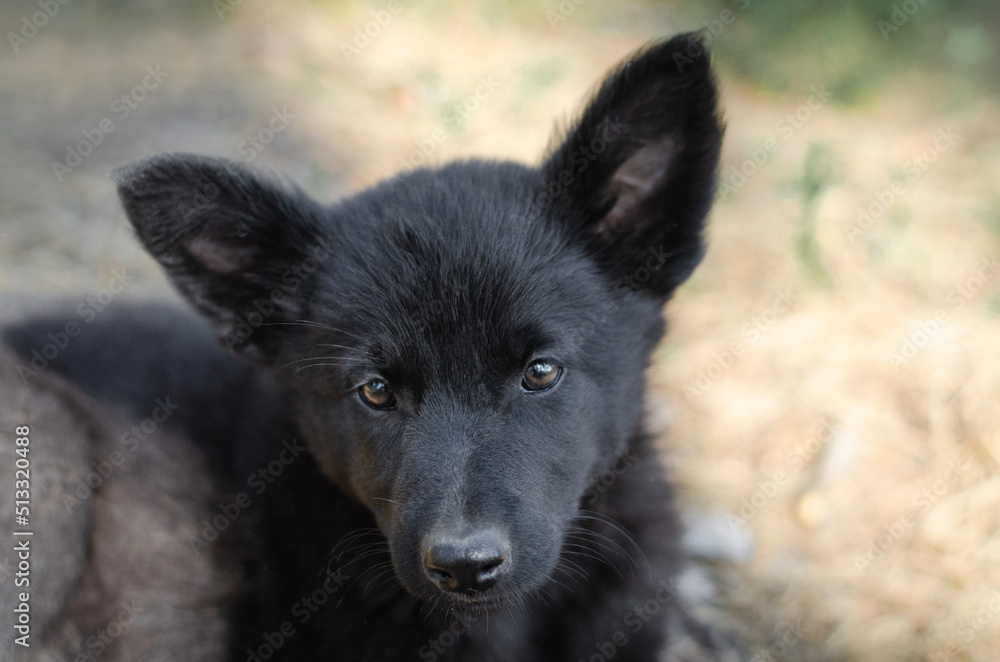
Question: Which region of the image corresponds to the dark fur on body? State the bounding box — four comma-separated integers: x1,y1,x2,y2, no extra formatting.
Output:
1,34,723,661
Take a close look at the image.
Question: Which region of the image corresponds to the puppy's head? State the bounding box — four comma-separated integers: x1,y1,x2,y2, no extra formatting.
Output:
116,34,722,612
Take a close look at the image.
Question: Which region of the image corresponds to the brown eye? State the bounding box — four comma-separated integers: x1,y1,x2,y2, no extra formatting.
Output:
359,379,395,410
522,360,562,392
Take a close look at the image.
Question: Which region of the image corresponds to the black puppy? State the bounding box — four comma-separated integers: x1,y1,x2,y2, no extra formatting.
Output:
4,33,723,661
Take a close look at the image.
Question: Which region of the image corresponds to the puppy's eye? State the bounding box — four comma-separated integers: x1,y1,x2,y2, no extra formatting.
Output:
358,379,395,410
522,360,562,392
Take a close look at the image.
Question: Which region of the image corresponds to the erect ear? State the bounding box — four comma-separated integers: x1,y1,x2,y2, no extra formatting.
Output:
539,33,724,298
115,153,334,360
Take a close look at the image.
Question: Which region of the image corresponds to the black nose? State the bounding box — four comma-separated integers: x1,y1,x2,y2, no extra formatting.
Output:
422,529,511,594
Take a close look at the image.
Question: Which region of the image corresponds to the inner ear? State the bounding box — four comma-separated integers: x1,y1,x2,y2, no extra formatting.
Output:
537,33,724,298
187,237,259,276
599,134,681,240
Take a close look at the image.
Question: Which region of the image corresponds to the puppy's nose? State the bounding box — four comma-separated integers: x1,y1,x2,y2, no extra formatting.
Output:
422,529,511,594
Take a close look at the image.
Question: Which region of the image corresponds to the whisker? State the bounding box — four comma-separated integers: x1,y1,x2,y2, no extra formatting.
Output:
543,574,573,595
329,528,382,558
566,527,638,574
421,595,441,621
261,319,371,347
575,510,652,578
339,545,392,565
553,557,588,584
315,343,364,352
336,552,394,608
333,537,389,560
294,362,361,374
278,355,350,371
560,542,620,577
363,566,396,596
276,355,367,374
295,320,369,343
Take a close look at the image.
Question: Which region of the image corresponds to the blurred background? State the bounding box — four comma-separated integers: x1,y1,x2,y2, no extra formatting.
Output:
1,0,998,660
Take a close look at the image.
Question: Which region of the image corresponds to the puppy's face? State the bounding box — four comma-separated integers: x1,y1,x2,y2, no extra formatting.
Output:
117,34,722,612
276,163,669,610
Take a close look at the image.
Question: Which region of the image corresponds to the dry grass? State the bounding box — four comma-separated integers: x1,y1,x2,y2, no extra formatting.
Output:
2,1,997,659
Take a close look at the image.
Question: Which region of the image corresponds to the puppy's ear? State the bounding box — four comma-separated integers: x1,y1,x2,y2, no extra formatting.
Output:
539,33,724,298
115,153,332,360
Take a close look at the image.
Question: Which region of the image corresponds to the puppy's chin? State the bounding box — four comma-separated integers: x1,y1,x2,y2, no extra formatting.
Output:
423,584,538,617
444,595,518,616
397,574,522,614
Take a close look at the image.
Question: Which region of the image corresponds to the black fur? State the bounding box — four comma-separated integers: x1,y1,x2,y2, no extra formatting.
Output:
1,33,723,661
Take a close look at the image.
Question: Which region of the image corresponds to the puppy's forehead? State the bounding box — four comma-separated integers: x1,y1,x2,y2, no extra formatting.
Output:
320,164,603,367
338,215,582,346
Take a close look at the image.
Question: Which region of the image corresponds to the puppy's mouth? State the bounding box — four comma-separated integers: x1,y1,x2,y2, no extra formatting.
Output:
422,575,533,616
441,593,515,615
